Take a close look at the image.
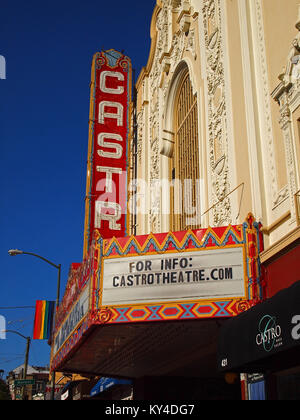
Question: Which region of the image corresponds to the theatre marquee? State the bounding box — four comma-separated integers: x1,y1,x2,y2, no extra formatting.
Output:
88,213,263,324
102,247,245,306
51,214,263,372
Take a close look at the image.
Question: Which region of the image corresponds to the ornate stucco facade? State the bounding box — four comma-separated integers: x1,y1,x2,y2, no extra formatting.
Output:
131,0,300,257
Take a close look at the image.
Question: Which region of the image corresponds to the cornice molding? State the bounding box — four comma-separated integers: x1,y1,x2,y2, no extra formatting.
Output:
260,226,300,263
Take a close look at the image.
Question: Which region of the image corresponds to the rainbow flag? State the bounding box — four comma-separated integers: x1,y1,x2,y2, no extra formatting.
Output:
33,300,55,340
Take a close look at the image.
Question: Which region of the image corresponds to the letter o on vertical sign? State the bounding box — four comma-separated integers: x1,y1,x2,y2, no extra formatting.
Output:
84,50,132,253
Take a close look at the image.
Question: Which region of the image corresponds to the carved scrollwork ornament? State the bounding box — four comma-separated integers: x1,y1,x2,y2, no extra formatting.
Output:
202,0,232,225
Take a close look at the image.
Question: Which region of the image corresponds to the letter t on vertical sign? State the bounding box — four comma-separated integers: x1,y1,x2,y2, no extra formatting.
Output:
83,50,132,257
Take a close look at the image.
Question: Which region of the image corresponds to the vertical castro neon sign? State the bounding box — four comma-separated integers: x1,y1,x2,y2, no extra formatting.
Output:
84,50,132,255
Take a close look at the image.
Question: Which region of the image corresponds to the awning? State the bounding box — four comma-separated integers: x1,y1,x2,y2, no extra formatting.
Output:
61,380,82,394
218,280,300,373
90,377,132,397
60,381,83,400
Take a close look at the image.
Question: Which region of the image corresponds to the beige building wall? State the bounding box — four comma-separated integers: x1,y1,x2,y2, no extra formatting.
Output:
132,0,300,255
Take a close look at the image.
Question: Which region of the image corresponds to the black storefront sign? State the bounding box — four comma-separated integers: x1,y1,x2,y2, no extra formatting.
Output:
218,280,300,373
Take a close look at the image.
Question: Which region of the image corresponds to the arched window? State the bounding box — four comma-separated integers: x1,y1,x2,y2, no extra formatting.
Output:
171,70,200,231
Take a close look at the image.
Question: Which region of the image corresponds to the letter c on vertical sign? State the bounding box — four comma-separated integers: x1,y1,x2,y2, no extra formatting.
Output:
100,71,125,95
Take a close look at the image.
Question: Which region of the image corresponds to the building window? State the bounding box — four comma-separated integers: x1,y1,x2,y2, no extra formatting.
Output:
171,70,200,231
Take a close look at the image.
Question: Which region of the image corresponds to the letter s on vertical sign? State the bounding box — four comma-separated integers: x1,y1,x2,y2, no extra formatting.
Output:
291,315,300,340
97,133,123,159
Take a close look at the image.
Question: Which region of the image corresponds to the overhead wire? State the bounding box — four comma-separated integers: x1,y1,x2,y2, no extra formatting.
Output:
0,306,35,310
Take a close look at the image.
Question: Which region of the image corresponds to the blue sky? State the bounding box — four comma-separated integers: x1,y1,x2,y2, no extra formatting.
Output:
0,0,156,377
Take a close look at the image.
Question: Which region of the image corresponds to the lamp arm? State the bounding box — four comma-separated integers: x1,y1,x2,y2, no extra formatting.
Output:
4,330,30,341
21,252,60,270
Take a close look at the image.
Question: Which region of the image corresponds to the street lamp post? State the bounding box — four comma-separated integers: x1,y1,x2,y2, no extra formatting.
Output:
4,330,31,400
8,249,61,400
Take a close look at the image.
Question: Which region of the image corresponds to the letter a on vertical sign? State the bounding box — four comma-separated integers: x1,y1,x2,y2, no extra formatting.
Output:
83,50,132,256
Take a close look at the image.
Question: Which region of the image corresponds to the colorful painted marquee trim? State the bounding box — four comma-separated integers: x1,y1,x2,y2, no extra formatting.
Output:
103,225,244,257
51,315,91,372
89,299,256,327
54,240,99,334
